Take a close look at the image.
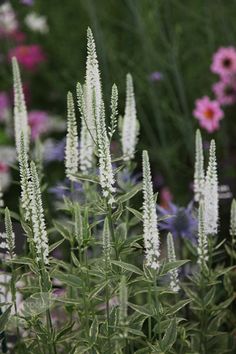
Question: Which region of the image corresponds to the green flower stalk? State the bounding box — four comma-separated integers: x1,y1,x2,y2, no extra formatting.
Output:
121,73,139,161
194,129,204,202
12,57,30,156
0,179,4,208
30,162,49,265
119,275,128,331
102,218,111,268
65,92,79,181
197,201,208,270
203,140,218,235
142,150,160,269
167,232,179,292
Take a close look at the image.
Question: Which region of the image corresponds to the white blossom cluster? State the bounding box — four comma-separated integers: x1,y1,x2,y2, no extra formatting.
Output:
30,162,49,265
12,57,30,157
65,92,79,181
142,150,160,269
97,101,116,205
203,140,218,235
4,207,16,259
121,73,139,161
167,233,180,292
25,12,49,34
194,129,205,202
77,28,102,173
230,199,236,244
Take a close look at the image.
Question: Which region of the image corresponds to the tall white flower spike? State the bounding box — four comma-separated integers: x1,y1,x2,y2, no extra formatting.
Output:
4,207,15,259
30,162,49,265
77,28,102,173
97,101,116,205
19,133,31,221
197,201,208,270
142,150,160,269
167,233,180,293
12,57,30,156
77,83,95,173
65,92,79,181
203,140,218,235
230,199,236,245
194,129,205,202
121,73,139,161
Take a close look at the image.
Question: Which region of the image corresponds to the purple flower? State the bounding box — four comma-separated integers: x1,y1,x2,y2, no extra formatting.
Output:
49,179,83,201
117,168,141,190
149,71,163,82
20,0,34,6
28,110,49,140
157,201,197,241
0,92,10,121
43,139,66,163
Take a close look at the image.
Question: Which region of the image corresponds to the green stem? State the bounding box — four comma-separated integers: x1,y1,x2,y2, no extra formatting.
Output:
105,270,111,352
107,204,118,259
153,272,161,341
46,309,57,354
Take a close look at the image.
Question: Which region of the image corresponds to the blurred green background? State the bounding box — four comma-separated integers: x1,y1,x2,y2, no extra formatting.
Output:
10,0,236,201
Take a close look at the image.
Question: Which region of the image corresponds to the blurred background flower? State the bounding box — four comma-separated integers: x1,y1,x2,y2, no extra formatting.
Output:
193,96,224,133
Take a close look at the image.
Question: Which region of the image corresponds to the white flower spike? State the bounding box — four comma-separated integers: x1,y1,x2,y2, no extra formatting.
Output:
167,232,180,293
230,199,236,245
142,150,160,269
121,73,139,161
30,162,49,265
194,129,205,202
4,207,15,259
12,57,30,156
65,92,79,181
97,101,116,205
203,140,218,235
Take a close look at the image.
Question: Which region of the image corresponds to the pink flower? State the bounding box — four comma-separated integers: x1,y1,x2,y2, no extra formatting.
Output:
212,79,236,106
8,45,46,71
211,47,236,78
0,92,10,121
28,110,49,140
193,96,224,133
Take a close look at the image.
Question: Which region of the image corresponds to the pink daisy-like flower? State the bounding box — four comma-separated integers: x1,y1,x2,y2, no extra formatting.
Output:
28,110,49,140
193,96,224,133
211,47,236,77
8,44,46,71
212,79,236,106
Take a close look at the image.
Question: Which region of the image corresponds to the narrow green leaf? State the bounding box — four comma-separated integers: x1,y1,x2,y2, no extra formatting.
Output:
117,184,142,203
52,271,82,288
49,238,64,253
161,317,177,351
0,306,12,332
111,260,143,275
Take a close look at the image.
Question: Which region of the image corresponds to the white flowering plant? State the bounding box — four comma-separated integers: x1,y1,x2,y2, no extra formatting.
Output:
0,28,235,354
